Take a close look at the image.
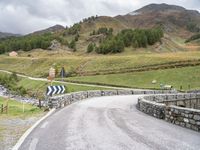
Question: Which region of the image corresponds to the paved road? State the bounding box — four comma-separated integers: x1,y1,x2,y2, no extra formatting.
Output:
19,95,200,150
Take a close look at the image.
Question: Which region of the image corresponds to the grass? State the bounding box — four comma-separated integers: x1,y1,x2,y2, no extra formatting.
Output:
68,66,200,91
18,78,110,96
0,97,43,118
0,72,111,99
0,51,200,77
0,96,45,148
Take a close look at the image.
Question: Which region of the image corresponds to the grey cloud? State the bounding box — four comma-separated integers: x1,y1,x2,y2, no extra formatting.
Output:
0,0,199,34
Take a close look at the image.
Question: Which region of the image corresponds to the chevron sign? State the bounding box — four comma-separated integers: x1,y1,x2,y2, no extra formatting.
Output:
46,85,65,96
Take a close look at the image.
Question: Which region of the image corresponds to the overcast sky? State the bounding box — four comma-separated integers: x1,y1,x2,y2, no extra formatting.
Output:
0,0,199,34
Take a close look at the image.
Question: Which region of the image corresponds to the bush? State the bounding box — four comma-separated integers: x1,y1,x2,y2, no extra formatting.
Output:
187,22,200,33
67,23,81,35
69,40,76,51
0,73,27,96
96,36,124,54
87,43,95,53
185,34,200,43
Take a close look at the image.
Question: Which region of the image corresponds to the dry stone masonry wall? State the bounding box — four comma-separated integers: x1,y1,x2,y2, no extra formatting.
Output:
137,93,200,132
48,89,176,109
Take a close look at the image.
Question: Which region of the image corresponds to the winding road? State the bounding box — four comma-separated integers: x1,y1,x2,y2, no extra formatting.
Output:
18,95,200,150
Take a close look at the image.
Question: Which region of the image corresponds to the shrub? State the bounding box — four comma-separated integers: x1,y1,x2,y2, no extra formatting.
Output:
87,43,95,53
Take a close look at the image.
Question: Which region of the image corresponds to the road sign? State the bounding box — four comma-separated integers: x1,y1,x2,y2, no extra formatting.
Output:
46,85,65,96
60,67,66,81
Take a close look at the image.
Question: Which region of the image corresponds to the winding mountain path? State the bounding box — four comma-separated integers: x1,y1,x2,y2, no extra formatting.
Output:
18,95,200,150
0,69,132,90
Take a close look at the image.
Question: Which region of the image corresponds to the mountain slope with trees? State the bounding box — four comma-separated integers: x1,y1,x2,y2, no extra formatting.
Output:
0,3,199,55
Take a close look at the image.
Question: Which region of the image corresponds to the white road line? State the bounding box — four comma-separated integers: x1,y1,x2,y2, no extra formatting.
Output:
12,108,56,150
29,138,38,150
40,121,49,129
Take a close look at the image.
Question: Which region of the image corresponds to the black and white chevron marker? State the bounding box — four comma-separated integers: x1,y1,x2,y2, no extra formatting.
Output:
46,85,65,96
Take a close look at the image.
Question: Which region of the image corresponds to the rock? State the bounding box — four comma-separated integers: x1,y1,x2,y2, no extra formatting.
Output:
193,115,200,121
180,122,185,127
186,123,191,128
191,125,198,131
189,119,196,125
184,118,189,123
48,40,61,50
188,114,193,118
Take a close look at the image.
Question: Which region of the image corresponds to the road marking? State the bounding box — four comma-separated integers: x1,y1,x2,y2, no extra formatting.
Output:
12,109,56,150
40,121,49,129
29,138,38,150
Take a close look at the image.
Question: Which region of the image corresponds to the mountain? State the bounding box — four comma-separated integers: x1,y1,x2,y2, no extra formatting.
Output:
115,3,200,37
30,24,65,35
1,3,200,54
0,32,21,39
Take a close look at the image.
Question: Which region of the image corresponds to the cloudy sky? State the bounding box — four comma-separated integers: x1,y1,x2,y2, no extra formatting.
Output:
0,0,199,34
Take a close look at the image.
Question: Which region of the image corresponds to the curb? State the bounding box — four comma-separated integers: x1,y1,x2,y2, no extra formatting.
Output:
12,108,56,150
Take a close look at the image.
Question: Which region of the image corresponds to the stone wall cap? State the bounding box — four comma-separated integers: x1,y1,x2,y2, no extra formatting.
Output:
141,98,166,107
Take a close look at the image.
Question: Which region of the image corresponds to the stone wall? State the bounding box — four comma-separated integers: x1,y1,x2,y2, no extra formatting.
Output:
48,89,176,109
165,106,200,131
137,93,200,132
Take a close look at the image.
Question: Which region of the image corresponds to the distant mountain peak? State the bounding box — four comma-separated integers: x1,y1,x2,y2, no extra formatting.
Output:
30,24,65,35
129,3,187,15
0,31,21,39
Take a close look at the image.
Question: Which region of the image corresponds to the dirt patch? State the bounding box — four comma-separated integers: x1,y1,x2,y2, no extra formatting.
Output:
0,115,44,150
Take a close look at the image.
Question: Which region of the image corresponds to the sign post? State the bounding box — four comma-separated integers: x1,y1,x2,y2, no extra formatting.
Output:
60,67,66,81
48,67,56,86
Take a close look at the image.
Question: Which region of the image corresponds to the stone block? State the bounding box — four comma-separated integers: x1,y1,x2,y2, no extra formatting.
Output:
72,92,88,101
193,115,200,121
133,91,145,95
186,123,191,128
87,91,102,98
102,90,118,96
117,90,133,95
184,118,189,123
144,91,154,94
189,119,196,125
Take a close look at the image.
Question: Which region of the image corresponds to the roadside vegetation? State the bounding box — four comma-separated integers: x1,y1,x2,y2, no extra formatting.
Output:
0,73,27,96
0,97,43,117
0,72,110,99
67,66,200,91
0,96,45,150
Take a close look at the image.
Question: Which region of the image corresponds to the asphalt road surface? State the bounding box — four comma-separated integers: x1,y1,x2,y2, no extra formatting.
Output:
19,95,200,150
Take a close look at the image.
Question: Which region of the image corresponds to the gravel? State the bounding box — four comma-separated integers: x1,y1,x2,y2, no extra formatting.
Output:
0,85,46,106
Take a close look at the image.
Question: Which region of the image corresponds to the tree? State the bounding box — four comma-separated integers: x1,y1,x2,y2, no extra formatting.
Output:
75,34,79,41
87,43,95,53
69,40,76,51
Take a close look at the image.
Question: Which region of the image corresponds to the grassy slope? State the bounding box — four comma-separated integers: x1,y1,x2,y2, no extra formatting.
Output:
68,66,200,90
0,97,42,117
0,72,111,99
0,51,200,77
17,78,110,97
